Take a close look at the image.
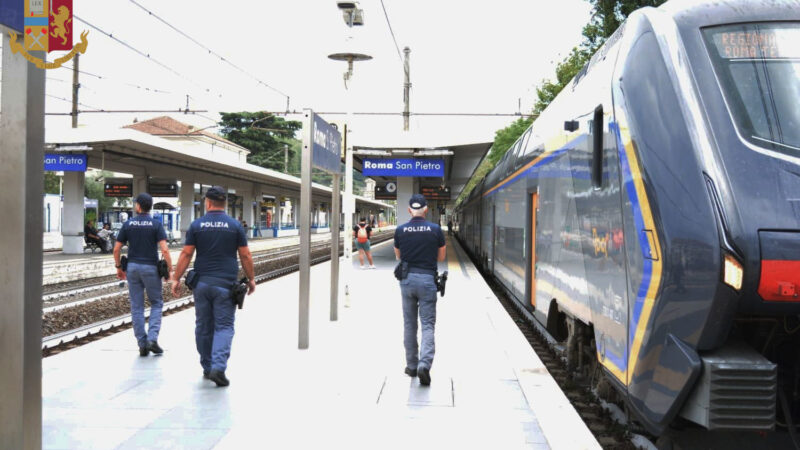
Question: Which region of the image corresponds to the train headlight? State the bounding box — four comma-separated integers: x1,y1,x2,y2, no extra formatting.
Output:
723,253,743,291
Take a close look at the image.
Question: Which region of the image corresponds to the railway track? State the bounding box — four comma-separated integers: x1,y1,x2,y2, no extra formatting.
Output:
42,232,393,356
42,235,385,310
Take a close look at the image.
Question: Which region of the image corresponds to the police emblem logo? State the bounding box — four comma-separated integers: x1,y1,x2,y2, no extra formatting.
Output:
8,0,89,69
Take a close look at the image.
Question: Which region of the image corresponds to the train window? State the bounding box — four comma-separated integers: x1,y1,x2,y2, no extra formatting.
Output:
592,105,603,188
703,23,800,157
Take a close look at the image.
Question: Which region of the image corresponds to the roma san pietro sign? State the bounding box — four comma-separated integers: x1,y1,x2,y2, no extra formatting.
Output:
362,158,444,177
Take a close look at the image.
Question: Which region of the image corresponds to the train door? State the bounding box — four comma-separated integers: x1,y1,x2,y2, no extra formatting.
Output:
529,192,538,309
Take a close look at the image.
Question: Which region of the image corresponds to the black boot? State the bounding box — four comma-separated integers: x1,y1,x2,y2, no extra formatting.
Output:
418,367,431,386
147,341,164,355
208,370,230,387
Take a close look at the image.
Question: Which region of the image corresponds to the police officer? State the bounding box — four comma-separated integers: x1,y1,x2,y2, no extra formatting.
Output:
170,186,256,387
393,194,446,386
114,193,173,356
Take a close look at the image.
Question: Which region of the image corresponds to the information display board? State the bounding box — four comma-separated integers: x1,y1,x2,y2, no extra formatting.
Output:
420,185,451,200
104,178,133,197
148,180,178,197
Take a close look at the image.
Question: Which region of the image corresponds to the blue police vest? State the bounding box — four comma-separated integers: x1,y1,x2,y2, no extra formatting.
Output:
116,214,166,265
393,217,445,272
185,211,248,283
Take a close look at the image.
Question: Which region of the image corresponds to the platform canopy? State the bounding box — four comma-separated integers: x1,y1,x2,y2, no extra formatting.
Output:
45,126,392,210
351,132,492,200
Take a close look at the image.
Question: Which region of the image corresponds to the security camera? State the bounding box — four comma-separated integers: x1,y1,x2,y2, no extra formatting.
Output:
337,1,363,26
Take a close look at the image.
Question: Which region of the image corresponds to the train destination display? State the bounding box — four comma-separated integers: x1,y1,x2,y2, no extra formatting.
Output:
420,186,451,200
104,179,133,197
148,180,178,197
707,24,798,59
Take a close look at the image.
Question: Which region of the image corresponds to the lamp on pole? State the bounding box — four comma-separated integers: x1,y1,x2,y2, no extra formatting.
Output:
329,2,372,308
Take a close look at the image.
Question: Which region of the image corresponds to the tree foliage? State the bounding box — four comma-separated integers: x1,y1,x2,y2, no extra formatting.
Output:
44,172,60,194
456,116,533,205
217,111,366,193
456,0,665,206
219,112,302,172
84,171,117,214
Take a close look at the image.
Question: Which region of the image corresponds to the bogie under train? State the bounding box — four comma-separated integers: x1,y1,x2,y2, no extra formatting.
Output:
456,0,800,439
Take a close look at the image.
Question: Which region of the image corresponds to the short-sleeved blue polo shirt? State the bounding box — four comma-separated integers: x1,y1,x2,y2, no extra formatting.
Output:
116,214,167,266
185,210,248,283
394,217,445,272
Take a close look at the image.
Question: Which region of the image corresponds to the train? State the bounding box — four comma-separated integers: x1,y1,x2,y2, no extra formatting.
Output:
455,0,800,439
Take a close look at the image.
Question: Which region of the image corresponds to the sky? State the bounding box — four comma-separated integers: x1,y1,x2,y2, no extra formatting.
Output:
33,0,593,146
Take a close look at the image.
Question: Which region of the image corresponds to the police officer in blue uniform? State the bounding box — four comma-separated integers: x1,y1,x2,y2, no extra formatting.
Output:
393,194,446,386
170,186,256,387
114,193,173,356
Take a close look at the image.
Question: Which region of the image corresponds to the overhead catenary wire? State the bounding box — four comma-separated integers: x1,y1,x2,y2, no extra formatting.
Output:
73,15,222,100
46,93,102,111
126,0,290,105
379,0,404,65
263,110,539,118
58,64,173,94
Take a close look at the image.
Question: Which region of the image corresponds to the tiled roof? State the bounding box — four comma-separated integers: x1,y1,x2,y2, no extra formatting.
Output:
124,116,246,151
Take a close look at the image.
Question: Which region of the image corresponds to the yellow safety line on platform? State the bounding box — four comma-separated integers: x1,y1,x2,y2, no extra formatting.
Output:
446,236,463,277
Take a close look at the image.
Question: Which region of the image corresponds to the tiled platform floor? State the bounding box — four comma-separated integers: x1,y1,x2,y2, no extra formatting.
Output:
42,236,599,450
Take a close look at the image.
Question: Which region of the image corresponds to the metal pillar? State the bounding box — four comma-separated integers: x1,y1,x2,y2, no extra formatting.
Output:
343,123,354,304
0,30,45,449
298,110,313,349
243,189,256,232
330,173,341,321
179,180,194,234
403,47,411,131
62,170,86,254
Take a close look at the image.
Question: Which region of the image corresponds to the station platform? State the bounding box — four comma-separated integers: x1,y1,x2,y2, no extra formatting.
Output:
41,236,600,449
42,228,394,285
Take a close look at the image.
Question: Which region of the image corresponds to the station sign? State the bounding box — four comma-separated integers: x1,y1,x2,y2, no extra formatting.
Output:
148,180,178,197
312,114,342,174
104,178,133,197
420,185,451,200
362,158,444,177
44,153,87,172
375,182,397,200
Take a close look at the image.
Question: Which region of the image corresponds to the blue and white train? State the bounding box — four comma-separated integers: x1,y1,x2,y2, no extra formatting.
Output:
456,0,800,437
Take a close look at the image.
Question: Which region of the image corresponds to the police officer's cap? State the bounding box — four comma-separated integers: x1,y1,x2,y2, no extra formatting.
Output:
205,186,227,202
135,193,153,211
409,194,427,210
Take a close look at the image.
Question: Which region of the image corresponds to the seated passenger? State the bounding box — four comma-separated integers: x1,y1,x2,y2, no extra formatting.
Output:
97,223,115,252
84,219,109,253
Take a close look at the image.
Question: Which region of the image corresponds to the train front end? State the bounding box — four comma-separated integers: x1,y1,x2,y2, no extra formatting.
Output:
665,1,800,435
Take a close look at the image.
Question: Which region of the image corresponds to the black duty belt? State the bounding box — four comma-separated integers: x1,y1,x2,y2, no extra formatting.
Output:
408,267,436,276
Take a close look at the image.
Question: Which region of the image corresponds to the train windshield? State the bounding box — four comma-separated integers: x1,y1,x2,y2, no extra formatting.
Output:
703,23,800,156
